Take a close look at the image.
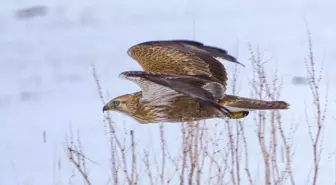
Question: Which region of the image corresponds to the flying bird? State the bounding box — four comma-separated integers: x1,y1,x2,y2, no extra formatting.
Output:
102,40,290,124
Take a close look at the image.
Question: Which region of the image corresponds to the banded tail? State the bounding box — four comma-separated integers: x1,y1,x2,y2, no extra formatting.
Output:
219,95,290,111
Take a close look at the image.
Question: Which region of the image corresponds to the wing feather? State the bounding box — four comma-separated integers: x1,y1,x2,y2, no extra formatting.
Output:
127,40,244,91
119,72,180,105
120,71,233,116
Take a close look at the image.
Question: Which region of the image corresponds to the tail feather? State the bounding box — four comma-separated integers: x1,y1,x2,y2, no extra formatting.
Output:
219,95,290,110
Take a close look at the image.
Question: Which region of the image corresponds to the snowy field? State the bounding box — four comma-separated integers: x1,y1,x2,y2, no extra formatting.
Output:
1,0,336,184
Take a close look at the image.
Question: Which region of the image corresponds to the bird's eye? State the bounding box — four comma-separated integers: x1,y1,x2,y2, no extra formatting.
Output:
112,100,120,107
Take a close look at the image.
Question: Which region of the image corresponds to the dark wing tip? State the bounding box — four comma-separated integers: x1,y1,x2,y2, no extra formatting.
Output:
202,45,245,67
118,71,128,79
119,71,144,79
128,40,205,54
135,39,204,47
222,55,245,67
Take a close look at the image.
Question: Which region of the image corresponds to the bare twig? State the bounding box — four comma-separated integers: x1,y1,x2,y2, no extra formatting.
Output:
304,22,328,185
67,147,91,185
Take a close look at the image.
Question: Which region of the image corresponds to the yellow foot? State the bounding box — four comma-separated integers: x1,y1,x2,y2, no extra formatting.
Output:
227,111,249,119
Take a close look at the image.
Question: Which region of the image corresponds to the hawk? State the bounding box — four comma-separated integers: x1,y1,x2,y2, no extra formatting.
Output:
102,40,289,124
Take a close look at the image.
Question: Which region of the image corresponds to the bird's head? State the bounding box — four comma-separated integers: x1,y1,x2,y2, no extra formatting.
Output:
102,92,141,114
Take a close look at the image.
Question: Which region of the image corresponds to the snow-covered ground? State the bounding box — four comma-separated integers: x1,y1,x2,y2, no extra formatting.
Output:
1,0,336,184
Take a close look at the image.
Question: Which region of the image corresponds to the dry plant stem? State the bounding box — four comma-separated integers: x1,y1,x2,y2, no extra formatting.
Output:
120,139,132,185
204,136,228,185
230,64,248,185
131,130,138,184
238,121,254,185
226,65,238,185
235,123,241,185
205,133,213,185
166,147,182,184
248,45,295,185
67,147,92,185
142,150,154,185
270,112,279,185
226,120,237,185
92,64,135,184
180,124,188,185
197,122,206,185
109,130,118,185
218,148,229,184
197,124,206,185
193,123,201,185
269,78,281,184
188,124,195,185
258,112,271,185
92,64,150,185
178,122,204,185
276,111,295,185
91,64,119,183
220,147,230,184
304,26,328,185
160,124,166,185
249,47,271,185
271,74,282,184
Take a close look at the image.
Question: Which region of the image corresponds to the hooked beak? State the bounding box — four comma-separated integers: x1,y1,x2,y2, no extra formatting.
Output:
102,104,111,112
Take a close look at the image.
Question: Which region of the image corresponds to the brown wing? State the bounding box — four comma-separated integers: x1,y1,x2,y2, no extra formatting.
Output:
120,71,234,117
127,40,244,91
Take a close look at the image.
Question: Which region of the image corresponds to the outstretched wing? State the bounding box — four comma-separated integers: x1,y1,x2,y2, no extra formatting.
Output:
219,94,290,111
119,71,233,116
127,40,244,91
